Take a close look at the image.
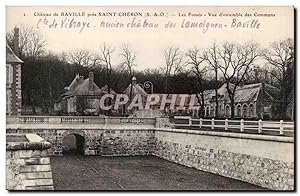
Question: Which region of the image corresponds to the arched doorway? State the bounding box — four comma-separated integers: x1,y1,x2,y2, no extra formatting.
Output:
225,105,231,117
243,104,248,118
62,134,85,155
205,106,209,117
236,105,241,117
210,105,215,117
249,104,255,117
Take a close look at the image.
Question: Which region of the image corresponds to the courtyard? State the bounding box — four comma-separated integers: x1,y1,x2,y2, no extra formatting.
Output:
50,155,266,190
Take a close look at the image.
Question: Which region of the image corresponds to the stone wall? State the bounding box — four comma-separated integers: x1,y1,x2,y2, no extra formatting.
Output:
6,127,294,190
7,129,156,156
154,129,294,190
6,134,54,190
84,129,156,156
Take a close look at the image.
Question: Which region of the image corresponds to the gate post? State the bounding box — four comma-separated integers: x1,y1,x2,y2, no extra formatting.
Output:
280,120,284,135
104,116,108,125
225,119,228,131
240,119,244,132
199,118,202,128
258,119,262,133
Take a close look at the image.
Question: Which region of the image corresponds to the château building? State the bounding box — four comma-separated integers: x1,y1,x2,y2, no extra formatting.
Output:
201,83,280,119
54,72,117,115
54,74,285,119
6,27,23,116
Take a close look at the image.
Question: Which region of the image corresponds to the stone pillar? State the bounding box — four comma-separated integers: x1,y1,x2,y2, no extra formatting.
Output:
6,134,54,190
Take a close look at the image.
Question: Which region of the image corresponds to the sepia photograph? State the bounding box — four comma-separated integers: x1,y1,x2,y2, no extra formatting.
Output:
5,5,295,191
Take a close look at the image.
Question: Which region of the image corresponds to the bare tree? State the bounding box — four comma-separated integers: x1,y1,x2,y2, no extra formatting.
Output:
204,43,220,117
67,49,94,67
144,68,162,76
6,25,47,58
97,43,115,94
263,39,294,119
120,44,136,76
218,42,260,118
163,46,183,93
186,47,208,117
244,65,277,86
57,51,69,63
120,44,137,100
7,25,47,113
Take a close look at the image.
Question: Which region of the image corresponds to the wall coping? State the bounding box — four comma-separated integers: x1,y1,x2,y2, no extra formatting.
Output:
6,134,52,151
6,127,293,144
155,128,294,143
6,124,155,130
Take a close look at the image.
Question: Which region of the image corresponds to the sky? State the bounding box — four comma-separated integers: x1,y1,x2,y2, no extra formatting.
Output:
6,6,294,71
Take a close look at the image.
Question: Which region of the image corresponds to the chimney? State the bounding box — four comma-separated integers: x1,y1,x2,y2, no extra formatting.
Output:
132,76,137,85
89,72,94,91
13,27,20,56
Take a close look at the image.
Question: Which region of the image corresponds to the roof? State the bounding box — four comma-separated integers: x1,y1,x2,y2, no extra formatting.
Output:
6,45,23,64
64,74,83,91
218,83,235,95
234,83,261,103
62,75,102,97
200,82,279,104
123,84,148,96
100,85,117,95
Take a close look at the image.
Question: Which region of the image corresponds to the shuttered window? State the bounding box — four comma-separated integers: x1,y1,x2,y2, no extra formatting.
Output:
6,64,13,84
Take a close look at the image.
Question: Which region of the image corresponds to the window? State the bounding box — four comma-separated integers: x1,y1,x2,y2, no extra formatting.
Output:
243,105,248,117
249,104,255,117
225,105,230,117
210,106,215,116
205,106,209,117
6,64,13,84
236,105,241,117
6,65,9,84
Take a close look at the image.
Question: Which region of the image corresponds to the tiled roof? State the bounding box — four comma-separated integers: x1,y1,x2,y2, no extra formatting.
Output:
100,85,117,95
234,83,261,103
63,76,102,97
6,45,23,64
123,84,148,96
201,82,279,104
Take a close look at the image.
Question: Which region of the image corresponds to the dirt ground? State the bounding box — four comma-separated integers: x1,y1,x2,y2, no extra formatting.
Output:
50,155,267,191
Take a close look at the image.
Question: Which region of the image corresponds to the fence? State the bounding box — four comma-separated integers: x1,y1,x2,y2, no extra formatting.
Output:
6,116,295,135
174,116,294,135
